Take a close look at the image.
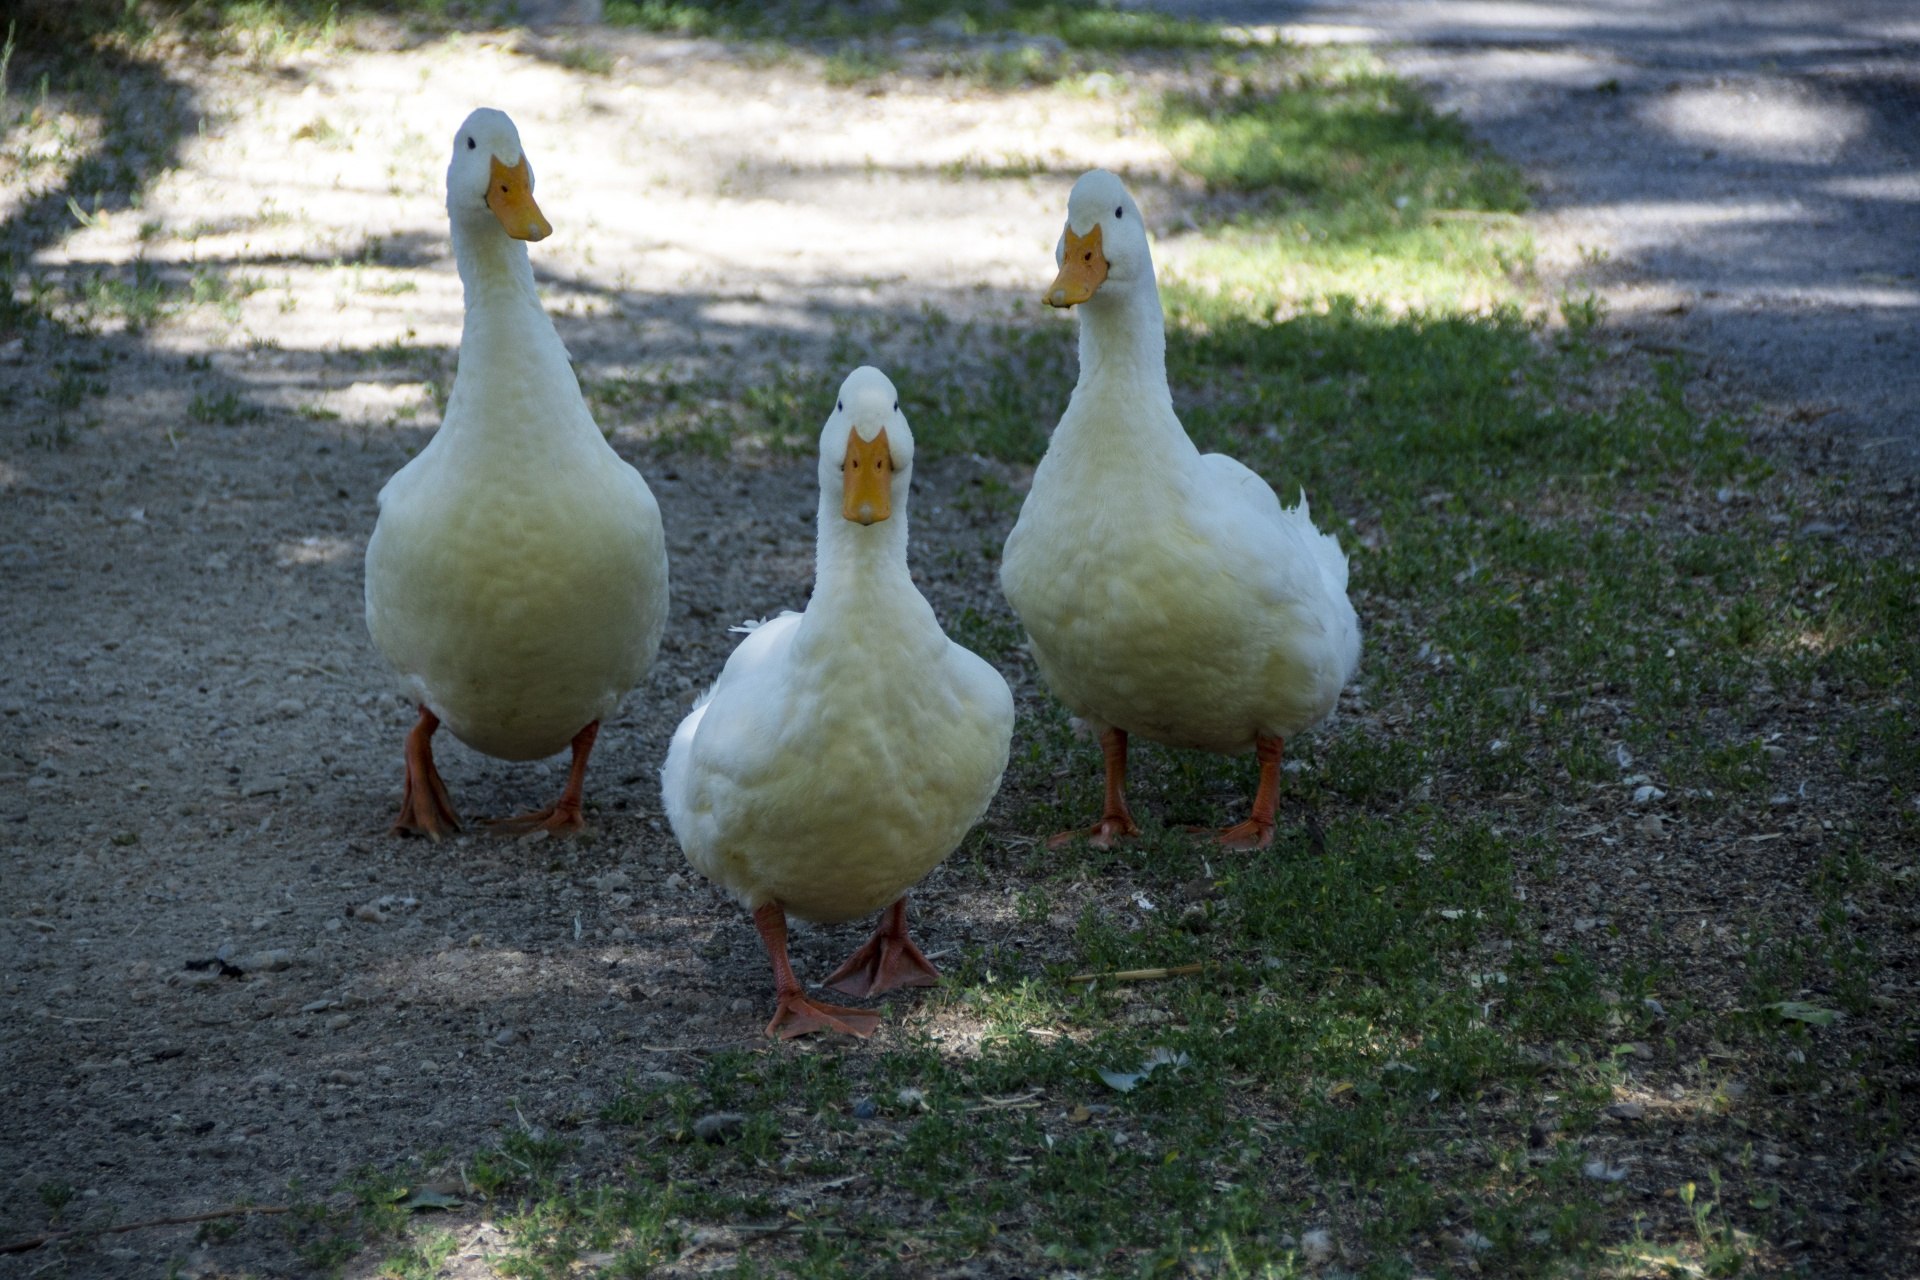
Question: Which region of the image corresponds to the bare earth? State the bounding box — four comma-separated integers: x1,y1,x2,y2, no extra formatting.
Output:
2,14,1915,1279
1,26,1179,1278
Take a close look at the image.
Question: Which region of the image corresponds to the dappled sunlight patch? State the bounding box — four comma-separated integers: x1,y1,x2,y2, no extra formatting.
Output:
322,377,440,425
1652,81,1866,163
275,534,359,566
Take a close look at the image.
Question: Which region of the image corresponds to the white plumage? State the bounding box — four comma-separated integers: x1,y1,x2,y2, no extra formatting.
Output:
364,108,669,836
663,366,1012,1037
1001,169,1360,850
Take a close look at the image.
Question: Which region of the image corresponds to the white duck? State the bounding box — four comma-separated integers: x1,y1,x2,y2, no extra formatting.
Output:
1001,169,1360,852
364,108,669,838
662,367,1013,1039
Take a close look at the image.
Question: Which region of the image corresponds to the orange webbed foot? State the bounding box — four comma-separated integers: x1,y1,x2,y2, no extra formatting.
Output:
824,899,940,998
766,992,883,1040
1210,817,1275,852
393,776,461,839
1046,815,1141,851
393,706,461,839
486,801,585,837
487,721,598,838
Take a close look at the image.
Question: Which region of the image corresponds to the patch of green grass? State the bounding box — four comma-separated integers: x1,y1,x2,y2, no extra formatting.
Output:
551,41,615,75
604,0,1234,51
820,46,896,87
1158,52,1532,310
187,388,263,424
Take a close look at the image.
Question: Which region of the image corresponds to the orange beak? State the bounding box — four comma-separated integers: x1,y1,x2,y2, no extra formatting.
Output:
1045,223,1107,307
487,155,552,242
841,428,893,525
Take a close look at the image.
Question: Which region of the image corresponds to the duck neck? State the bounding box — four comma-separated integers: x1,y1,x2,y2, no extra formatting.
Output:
452,214,541,313
441,214,583,448
813,495,914,610
1076,273,1168,399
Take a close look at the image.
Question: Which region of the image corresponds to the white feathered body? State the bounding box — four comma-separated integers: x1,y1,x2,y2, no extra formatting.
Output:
1002,374,1359,755
662,567,1012,925
365,263,668,761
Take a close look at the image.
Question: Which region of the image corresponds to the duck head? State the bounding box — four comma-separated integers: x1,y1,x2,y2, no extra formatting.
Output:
1045,169,1150,308
820,366,914,527
447,108,552,243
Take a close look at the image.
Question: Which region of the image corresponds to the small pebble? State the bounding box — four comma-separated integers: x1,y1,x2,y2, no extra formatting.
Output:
692,1112,747,1143
851,1097,878,1120
1605,1101,1647,1121
1299,1228,1333,1263
1583,1158,1629,1182
326,1014,352,1031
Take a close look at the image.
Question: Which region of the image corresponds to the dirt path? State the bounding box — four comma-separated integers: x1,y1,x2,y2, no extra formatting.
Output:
1169,0,1920,469
0,30,1169,1276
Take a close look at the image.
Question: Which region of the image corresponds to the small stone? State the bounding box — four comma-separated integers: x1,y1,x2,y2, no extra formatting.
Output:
233,949,293,972
1605,1102,1647,1121
1584,1158,1629,1182
273,698,306,718
324,1069,364,1085
1177,902,1211,933
1299,1228,1333,1263
692,1112,747,1143
492,1027,519,1046
896,1087,928,1111
851,1097,878,1120
349,902,389,923
1630,784,1665,804
1636,814,1665,838
664,873,687,890
1456,1229,1493,1253
326,1014,352,1031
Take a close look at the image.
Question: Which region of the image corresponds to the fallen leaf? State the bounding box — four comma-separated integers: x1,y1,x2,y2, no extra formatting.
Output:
1767,1000,1841,1027
1096,1048,1188,1093
403,1187,463,1212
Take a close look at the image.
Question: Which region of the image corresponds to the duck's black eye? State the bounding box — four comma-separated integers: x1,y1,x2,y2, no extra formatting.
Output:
892,401,899,411
1115,205,1123,218
466,137,476,151
837,401,844,412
